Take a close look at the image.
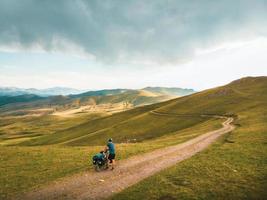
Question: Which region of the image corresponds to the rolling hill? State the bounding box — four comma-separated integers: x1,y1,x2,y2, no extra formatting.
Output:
1,76,266,199
143,87,195,96
0,94,44,106
71,89,129,98
0,87,194,116
21,76,267,146
111,77,267,200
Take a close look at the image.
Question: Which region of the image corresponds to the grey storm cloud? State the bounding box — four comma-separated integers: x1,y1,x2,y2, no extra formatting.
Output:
0,0,267,64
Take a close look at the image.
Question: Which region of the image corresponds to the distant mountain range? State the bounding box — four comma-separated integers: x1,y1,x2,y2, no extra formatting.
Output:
0,87,195,98
0,87,196,114
0,87,83,97
71,89,129,98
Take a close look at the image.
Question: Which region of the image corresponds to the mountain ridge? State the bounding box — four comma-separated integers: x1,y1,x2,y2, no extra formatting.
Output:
20,76,267,146
0,87,195,109
0,87,83,97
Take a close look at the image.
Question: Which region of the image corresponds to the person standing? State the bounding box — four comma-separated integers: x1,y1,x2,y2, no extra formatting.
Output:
105,138,116,170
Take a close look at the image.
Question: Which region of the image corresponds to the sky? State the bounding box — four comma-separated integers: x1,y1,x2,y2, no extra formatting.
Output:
0,0,267,90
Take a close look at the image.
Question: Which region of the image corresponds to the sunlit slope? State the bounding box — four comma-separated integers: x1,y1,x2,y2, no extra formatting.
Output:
21,99,207,146
0,89,175,117
157,76,267,115
21,76,267,146
112,77,267,200
143,87,195,96
88,90,174,106
0,113,105,146
20,103,164,145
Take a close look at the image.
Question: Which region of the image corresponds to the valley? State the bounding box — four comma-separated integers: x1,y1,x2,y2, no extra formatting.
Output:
1,1,266,199
0,77,266,199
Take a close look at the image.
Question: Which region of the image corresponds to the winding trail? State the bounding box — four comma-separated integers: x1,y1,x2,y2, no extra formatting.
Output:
20,112,235,200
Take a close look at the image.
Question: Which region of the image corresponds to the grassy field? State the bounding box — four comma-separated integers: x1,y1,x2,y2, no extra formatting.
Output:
111,99,267,199
17,77,267,147
19,100,211,146
0,113,106,146
0,118,223,199
0,76,266,199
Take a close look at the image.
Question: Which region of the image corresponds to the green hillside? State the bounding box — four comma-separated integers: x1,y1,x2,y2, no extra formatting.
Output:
21,76,267,146
0,114,223,199
157,76,267,115
112,77,267,200
0,113,106,146
0,94,44,106
1,76,266,199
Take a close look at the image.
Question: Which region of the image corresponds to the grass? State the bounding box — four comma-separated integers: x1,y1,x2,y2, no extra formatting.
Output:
0,117,223,199
0,113,106,145
20,101,212,146
0,145,158,200
18,103,165,145
0,76,266,199
65,114,207,146
18,77,267,147
111,105,267,200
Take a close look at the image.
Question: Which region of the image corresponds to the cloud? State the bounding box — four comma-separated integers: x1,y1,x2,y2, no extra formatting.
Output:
0,0,267,65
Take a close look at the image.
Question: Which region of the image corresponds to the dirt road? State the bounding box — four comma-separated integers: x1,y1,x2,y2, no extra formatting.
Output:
20,113,235,200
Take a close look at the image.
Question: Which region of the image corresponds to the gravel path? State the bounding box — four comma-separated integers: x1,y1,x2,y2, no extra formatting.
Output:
19,113,235,200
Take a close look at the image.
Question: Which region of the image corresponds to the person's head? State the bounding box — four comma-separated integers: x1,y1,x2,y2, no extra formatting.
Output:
108,138,113,143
